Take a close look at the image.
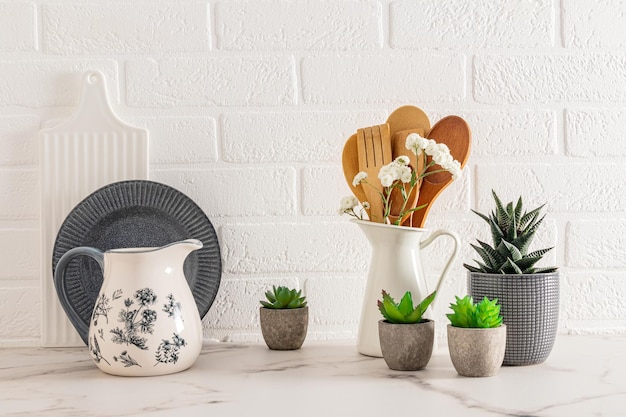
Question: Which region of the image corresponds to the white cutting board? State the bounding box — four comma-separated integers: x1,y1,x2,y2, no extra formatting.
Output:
40,71,149,347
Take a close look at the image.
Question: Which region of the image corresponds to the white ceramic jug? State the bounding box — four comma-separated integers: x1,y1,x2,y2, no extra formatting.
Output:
354,220,459,357
54,239,204,376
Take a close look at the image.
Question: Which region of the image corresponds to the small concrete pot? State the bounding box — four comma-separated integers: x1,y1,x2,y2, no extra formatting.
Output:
447,324,506,377
378,319,434,371
259,307,308,350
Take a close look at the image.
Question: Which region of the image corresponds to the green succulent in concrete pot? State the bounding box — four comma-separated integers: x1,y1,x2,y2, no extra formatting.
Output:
377,290,436,371
446,295,506,377
464,190,559,366
259,286,308,350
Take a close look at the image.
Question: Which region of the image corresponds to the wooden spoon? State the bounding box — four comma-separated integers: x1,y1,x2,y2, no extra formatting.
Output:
410,115,471,228
385,106,431,225
342,133,368,206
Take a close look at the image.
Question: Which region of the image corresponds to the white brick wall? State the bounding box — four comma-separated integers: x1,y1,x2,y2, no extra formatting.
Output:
1,0,625,346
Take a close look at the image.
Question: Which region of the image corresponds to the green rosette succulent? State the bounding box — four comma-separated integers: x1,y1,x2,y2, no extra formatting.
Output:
260,285,307,309
447,295,503,328
377,290,436,324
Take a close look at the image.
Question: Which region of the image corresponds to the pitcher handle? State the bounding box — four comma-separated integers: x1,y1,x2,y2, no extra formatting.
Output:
419,229,460,298
53,247,104,345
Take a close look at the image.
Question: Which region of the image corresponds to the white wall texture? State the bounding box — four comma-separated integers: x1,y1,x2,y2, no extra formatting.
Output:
1,0,625,347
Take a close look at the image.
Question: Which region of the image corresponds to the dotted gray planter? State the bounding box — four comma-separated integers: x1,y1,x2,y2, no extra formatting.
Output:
467,271,559,366
378,319,434,371
259,307,308,350
447,324,506,377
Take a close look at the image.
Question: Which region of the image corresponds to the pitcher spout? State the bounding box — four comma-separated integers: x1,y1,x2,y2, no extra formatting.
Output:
162,238,203,260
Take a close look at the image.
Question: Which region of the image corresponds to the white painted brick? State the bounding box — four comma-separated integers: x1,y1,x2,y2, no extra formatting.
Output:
563,0,626,48
390,0,553,49
420,167,471,215
476,163,626,213
474,54,626,103
0,115,40,166
43,3,210,54
202,277,300,335
0,285,40,338
0,60,118,107
216,0,382,50
563,272,626,320
151,167,297,218
0,3,37,52
302,165,352,216
0,229,38,278
566,221,626,268
566,109,626,157
0,169,38,219
126,57,296,107
221,110,386,163
303,276,365,326
221,222,369,274
454,110,557,157
302,54,465,104
137,117,218,165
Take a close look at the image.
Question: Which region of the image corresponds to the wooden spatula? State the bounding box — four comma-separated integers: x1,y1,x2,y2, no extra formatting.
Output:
356,124,392,223
386,128,425,225
385,106,431,225
411,116,471,228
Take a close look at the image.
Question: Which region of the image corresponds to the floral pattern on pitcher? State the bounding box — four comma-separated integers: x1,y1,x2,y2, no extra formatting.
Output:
88,288,189,368
110,288,158,351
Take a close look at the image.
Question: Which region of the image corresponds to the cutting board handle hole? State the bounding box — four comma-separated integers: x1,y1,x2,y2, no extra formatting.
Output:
87,72,100,85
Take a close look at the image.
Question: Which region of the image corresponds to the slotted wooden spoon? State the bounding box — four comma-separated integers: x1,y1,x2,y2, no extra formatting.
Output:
356,124,392,223
411,115,471,228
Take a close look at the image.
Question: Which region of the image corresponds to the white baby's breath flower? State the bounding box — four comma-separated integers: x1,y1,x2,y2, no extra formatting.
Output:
394,155,410,166
405,133,429,156
378,160,412,187
362,201,370,209
449,160,462,180
352,171,368,187
338,195,359,214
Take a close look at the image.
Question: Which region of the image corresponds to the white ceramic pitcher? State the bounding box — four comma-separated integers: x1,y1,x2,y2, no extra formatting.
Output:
353,220,459,357
54,239,204,376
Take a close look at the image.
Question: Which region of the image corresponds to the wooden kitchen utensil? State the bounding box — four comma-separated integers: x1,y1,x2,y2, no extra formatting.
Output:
410,115,471,228
385,105,431,225
386,128,426,225
40,71,148,347
356,124,392,222
342,133,368,207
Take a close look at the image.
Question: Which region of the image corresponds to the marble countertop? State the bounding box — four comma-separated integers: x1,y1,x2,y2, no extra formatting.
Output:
1,335,625,417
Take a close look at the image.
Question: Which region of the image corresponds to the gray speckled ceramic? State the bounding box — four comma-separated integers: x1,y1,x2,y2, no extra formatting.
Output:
260,307,308,350
378,319,434,371
447,324,506,377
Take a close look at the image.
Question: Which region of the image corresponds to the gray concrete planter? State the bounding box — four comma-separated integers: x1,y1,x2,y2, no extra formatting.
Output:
467,271,559,366
259,307,308,350
447,324,506,377
378,319,434,371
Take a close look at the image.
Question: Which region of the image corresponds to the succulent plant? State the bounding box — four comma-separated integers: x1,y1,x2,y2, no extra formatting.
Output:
447,295,503,328
260,285,307,309
377,290,436,324
463,190,558,274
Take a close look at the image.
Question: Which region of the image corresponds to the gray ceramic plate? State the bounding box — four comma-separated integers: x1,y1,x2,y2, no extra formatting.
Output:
52,180,221,344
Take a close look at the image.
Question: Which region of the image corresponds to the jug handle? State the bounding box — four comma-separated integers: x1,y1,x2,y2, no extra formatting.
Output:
53,247,104,345
419,229,460,299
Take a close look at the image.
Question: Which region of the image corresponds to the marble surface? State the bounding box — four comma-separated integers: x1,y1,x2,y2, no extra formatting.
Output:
1,335,625,416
